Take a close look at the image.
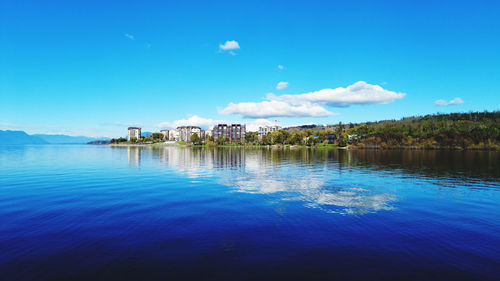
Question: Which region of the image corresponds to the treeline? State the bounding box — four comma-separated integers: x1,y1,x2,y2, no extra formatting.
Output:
245,129,346,147
110,133,165,144
347,111,500,150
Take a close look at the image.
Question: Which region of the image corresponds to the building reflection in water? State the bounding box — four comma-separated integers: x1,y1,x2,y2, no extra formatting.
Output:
150,147,396,215
127,146,141,167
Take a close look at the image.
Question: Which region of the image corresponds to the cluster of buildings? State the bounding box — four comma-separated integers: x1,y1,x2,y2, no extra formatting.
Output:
128,123,250,143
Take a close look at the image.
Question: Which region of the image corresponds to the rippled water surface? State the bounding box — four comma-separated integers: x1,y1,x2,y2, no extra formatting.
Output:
0,145,499,280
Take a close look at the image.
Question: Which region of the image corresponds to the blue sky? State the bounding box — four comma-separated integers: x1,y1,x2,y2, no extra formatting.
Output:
1,0,499,137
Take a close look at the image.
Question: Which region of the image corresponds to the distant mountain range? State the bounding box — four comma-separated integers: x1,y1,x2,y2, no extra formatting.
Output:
0,130,108,145
0,130,48,144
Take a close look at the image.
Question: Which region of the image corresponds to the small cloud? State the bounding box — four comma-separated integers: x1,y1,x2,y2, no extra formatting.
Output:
145,42,151,48
278,65,284,70
276,81,289,90
219,40,240,52
124,33,135,40
435,97,464,106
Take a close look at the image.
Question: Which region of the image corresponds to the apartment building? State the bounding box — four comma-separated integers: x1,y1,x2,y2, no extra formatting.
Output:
258,125,281,140
177,126,202,142
212,124,246,143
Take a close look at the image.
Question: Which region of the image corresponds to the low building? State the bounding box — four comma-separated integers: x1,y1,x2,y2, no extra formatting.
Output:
127,127,141,141
177,126,202,142
169,129,179,141
213,124,246,143
258,125,281,140
160,129,169,140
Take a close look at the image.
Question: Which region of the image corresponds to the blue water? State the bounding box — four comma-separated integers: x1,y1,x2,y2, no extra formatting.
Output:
0,145,499,280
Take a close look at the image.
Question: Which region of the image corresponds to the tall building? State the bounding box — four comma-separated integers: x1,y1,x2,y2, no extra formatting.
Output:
177,126,202,142
258,125,281,140
127,127,141,141
212,124,246,143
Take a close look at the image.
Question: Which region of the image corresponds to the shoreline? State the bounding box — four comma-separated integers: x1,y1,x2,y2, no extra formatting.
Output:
107,143,498,151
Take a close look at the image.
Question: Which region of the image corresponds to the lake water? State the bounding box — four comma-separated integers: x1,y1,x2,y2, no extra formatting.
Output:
0,145,499,280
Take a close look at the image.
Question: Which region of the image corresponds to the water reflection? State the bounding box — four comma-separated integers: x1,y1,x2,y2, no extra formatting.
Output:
114,146,499,215
127,146,141,167
115,147,403,214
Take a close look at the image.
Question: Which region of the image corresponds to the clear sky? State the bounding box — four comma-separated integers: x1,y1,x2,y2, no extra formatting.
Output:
1,0,499,137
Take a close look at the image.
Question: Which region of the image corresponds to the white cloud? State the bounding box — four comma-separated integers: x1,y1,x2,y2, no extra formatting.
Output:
156,115,284,132
124,33,134,40
435,97,464,106
244,119,274,132
220,100,334,118
276,81,289,90
268,81,405,107
278,65,284,70
219,40,240,51
220,81,404,118
156,115,226,130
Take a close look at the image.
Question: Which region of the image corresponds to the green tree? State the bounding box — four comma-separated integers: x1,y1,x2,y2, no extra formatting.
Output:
190,133,200,144
152,133,163,140
338,134,348,147
245,132,258,144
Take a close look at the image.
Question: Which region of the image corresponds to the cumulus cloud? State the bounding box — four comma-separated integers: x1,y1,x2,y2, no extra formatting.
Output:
156,115,282,132
276,81,289,90
219,40,240,53
244,119,275,132
278,65,284,70
220,81,404,118
220,100,334,118
124,33,134,40
268,81,405,107
435,97,464,106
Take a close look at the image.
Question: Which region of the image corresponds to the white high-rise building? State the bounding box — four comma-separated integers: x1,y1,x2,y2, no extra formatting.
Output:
127,127,141,141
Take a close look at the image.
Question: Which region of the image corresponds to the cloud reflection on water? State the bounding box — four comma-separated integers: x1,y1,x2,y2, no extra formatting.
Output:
127,146,397,215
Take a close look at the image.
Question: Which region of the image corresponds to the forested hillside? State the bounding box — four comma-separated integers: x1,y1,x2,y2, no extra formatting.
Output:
349,111,499,149
255,111,500,150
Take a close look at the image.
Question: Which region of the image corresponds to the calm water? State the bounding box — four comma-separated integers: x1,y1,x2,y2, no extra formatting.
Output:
0,145,499,280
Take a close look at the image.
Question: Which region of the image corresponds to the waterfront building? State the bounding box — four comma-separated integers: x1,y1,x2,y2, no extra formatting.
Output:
203,129,212,139
160,129,169,140
258,125,281,140
127,127,141,141
212,124,246,143
177,126,202,142
168,129,180,141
